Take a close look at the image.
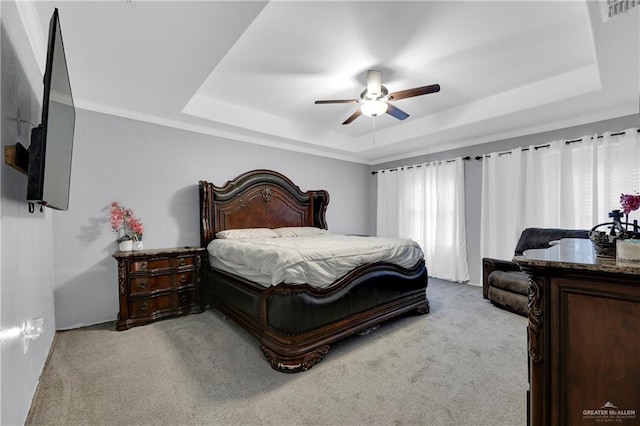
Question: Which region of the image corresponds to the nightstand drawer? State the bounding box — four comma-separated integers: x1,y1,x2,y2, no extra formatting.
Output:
129,290,196,318
130,255,196,273
129,271,194,296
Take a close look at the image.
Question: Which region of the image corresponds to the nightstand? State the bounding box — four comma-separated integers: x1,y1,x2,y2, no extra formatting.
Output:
113,247,205,331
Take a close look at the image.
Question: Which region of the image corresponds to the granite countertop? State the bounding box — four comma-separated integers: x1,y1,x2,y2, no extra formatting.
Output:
113,246,205,258
513,238,640,275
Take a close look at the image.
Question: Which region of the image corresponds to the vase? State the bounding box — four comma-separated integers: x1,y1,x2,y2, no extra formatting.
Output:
118,240,133,251
133,240,143,251
616,239,640,262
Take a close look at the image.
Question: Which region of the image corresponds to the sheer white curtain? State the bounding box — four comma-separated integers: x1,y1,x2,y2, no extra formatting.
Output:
377,158,469,282
481,128,640,261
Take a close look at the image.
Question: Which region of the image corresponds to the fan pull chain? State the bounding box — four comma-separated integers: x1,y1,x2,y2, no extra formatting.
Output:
372,116,376,146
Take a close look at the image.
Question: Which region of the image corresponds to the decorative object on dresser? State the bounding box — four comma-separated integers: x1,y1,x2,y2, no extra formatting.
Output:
482,228,588,317
113,247,205,331
589,209,631,258
590,194,640,259
617,238,640,262
515,238,640,426
199,169,429,372
109,201,144,251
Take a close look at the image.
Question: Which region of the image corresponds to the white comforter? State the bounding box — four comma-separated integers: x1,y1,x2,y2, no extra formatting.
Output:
207,234,424,288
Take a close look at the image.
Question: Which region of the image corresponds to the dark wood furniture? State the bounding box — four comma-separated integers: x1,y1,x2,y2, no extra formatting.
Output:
199,169,429,372
113,247,205,331
515,239,640,426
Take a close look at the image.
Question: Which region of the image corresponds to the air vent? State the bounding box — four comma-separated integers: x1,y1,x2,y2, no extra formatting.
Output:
600,0,639,21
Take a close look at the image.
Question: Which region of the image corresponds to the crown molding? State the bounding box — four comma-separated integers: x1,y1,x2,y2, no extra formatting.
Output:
74,97,370,165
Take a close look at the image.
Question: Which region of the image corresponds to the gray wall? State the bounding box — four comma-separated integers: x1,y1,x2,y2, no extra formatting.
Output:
1,17,57,426
1,6,371,422
369,114,639,285
51,109,371,329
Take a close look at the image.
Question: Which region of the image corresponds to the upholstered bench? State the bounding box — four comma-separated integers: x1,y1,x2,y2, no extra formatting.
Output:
482,228,589,316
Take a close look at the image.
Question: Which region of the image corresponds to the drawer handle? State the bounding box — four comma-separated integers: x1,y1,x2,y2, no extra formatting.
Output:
140,302,149,311
179,258,186,266
180,275,187,284
138,282,147,289
181,295,188,303
140,262,148,270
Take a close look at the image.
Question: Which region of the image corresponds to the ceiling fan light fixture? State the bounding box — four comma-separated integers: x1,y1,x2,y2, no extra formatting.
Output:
361,100,388,117
314,70,439,124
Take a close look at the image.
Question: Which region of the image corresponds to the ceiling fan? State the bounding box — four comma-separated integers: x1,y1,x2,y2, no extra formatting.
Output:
314,70,440,125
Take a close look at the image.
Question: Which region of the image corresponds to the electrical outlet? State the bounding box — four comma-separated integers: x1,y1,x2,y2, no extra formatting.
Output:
23,317,44,354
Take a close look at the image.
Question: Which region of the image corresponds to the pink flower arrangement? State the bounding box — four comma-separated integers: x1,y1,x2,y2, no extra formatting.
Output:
110,202,144,241
128,216,144,241
620,193,640,215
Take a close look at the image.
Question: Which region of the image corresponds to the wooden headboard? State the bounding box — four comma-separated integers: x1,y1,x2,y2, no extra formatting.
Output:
199,169,329,247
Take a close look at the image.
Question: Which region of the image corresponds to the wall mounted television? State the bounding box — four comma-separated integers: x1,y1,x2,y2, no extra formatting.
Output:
27,8,75,211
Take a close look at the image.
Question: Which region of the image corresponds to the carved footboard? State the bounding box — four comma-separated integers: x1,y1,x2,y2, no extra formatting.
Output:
204,260,429,372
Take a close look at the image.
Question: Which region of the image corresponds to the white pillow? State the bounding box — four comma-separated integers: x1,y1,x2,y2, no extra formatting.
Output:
216,228,278,239
273,227,328,238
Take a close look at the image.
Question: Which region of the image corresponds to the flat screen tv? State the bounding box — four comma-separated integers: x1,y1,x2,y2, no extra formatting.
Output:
27,8,75,211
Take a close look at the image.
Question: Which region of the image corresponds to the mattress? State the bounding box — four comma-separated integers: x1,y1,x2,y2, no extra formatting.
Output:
207,233,424,288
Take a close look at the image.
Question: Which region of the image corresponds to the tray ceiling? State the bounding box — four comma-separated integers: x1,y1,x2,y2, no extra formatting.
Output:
20,1,640,164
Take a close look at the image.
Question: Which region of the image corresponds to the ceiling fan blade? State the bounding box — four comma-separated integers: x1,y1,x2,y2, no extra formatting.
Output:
386,103,409,121
314,99,359,104
389,84,440,101
366,70,382,97
342,108,362,125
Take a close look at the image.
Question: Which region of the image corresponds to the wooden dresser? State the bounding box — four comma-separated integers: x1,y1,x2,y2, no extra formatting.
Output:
113,247,205,331
515,239,640,426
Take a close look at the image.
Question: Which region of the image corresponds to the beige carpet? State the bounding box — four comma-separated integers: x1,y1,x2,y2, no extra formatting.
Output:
27,279,528,425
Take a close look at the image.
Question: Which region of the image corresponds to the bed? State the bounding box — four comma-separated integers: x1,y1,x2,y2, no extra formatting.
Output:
199,169,429,372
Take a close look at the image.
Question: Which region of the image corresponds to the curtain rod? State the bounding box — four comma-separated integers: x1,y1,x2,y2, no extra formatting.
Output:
371,128,639,171
474,128,639,160
371,156,470,175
